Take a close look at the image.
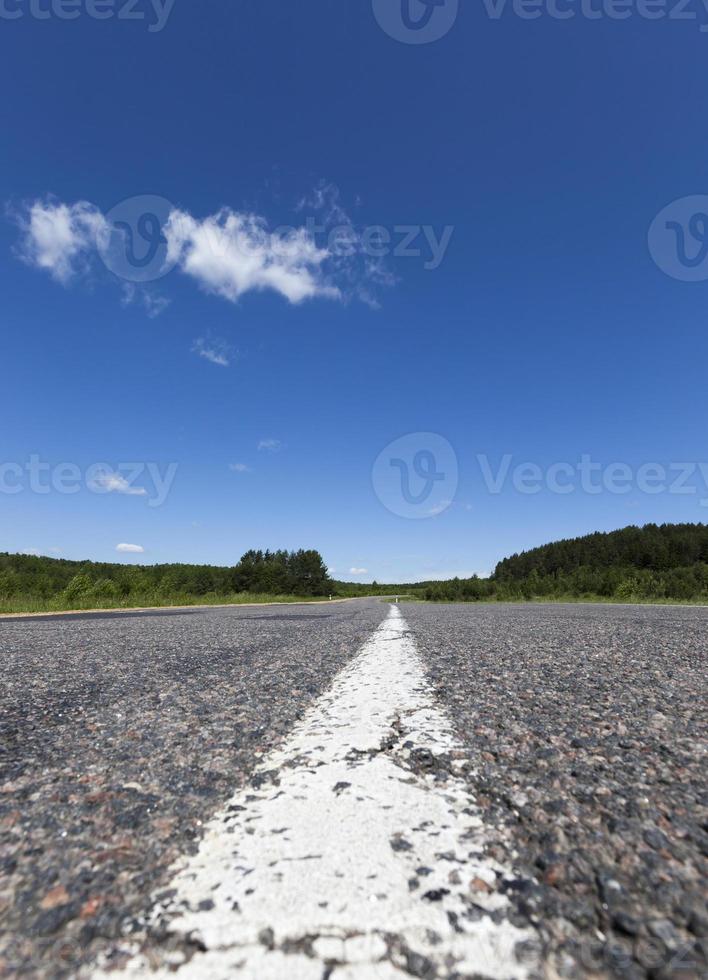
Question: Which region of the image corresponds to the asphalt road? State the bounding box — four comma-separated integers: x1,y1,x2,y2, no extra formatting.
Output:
0,600,706,979
404,602,708,979
0,600,389,978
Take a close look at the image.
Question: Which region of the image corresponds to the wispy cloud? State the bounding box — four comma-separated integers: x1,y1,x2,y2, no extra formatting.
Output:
349,567,368,575
258,438,282,453
11,187,394,310
89,471,147,496
116,543,144,554
427,498,452,516
229,462,251,473
297,181,396,306
121,283,170,319
192,336,233,367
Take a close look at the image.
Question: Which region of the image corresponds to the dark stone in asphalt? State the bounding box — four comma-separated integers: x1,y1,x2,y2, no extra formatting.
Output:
613,911,641,936
421,888,450,902
404,601,708,980
402,948,436,978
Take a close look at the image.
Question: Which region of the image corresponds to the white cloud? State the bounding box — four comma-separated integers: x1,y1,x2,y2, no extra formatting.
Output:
193,336,232,367
164,208,339,305
13,187,394,309
116,543,144,554
258,438,282,453
229,463,251,473
349,567,369,575
90,471,147,496
14,199,106,283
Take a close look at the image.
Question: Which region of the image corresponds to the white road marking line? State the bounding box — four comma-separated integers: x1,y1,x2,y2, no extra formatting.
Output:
93,607,538,979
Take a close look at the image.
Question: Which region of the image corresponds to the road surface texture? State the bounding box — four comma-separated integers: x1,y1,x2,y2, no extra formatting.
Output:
0,601,387,978
404,602,708,979
0,600,706,979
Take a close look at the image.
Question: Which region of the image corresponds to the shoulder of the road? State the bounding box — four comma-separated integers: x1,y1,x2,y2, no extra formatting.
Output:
0,596,378,622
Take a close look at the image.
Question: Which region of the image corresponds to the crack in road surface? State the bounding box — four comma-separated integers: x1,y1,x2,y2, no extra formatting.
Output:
91,607,539,979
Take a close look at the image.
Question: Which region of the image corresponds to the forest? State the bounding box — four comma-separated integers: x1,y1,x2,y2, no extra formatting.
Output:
0,549,334,613
423,523,708,602
3,524,708,612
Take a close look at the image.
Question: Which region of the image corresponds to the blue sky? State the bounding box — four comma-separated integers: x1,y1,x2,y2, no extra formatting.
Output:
2,0,708,582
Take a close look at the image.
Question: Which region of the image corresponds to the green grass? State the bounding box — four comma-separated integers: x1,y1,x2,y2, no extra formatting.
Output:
7,590,706,616
411,594,708,607
521,594,708,606
0,592,338,616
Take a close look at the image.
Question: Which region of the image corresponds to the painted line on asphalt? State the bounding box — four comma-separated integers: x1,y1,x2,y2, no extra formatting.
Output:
92,606,538,979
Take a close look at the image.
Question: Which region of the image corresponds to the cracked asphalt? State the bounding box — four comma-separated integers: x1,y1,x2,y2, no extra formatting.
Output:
1,599,706,979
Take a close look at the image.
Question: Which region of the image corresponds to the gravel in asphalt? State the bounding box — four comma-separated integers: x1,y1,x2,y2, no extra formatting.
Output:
90,606,538,980
404,602,708,980
1,600,706,980
0,599,388,978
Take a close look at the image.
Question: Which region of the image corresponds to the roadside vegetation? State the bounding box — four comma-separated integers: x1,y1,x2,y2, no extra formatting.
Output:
423,523,708,603
0,549,335,614
3,524,708,613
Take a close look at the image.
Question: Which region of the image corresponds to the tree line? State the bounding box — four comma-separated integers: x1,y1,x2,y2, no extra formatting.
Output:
423,523,708,602
0,548,333,611
4,523,708,612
